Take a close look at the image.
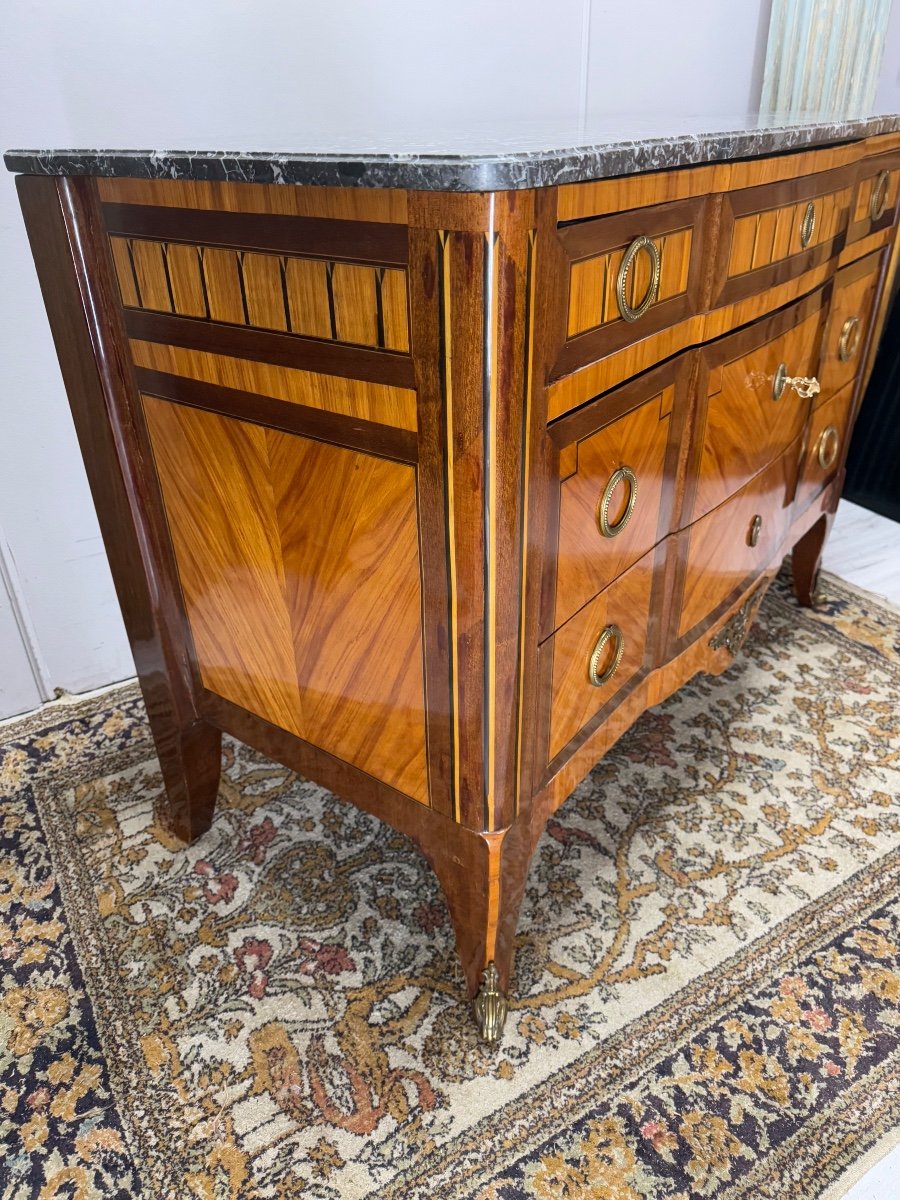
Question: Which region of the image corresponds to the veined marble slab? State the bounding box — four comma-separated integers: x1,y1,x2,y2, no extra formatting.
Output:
5,112,900,191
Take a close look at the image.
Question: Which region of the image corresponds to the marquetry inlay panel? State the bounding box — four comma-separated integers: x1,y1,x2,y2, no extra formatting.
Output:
725,186,852,278
852,167,898,223
110,236,410,352
128,339,418,431
142,396,428,803
566,227,693,337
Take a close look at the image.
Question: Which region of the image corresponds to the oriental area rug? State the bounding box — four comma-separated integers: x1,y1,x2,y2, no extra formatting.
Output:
1,567,899,1200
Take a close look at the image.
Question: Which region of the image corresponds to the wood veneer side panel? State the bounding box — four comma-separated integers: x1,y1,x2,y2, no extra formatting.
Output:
141,397,306,736
128,338,418,431
97,176,409,223
15,174,220,840
265,431,429,804
134,367,418,462
123,308,415,389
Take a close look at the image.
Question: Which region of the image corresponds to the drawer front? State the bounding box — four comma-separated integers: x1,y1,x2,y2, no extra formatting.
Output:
848,150,900,243
546,549,655,764
713,169,853,308
796,383,855,512
552,361,686,630
690,291,827,524
677,451,795,643
818,251,883,403
554,196,707,381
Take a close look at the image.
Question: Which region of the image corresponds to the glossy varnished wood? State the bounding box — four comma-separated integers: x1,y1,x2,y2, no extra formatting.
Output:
128,338,417,431
16,175,222,842
15,130,900,1037
545,546,656,764
818,251,884,403
143,398,429,803
677,449,796,642
551,359,688,631
97,176,409,223
688,292,827,523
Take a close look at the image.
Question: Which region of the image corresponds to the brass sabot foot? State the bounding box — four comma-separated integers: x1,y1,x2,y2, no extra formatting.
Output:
473,961,508,1043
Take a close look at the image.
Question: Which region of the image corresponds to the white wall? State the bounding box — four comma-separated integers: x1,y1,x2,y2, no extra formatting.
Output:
0,0,894,719
877,0,900,109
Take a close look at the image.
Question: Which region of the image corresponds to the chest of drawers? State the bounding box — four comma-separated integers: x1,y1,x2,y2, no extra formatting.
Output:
9,121,900,1042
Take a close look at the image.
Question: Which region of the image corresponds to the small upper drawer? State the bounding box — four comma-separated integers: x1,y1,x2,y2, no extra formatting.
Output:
848,151,900,243
554,197,708,380
544,547,656,767
796,382,855,513
711,168,854,308
688,290,828,525
550,359,688,632
676,450,795,645
818,251,883,404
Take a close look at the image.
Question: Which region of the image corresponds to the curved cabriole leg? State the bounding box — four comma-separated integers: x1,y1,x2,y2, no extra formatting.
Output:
423,811,545,1043
792,512,834,607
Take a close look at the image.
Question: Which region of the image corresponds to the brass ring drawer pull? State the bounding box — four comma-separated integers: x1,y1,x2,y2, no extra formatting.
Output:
816,425,840,470
800,200,817,249
616,235,661,323
588,623,624,688
838,316,861,362
748,514,763,548
597,465,638,538
870,170,891,221
773,363,821,401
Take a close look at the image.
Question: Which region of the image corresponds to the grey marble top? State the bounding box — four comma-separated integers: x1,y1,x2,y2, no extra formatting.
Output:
6,113,900,192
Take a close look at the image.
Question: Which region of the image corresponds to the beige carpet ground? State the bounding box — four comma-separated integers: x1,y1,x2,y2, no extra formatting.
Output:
1,567,899,1199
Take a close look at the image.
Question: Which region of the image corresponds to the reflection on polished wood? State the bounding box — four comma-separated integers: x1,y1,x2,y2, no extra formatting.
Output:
555,381,676,628
691,302,825,522
16,127,900,1041
678,451,795,640
129,339,418,431
547,548,655,762
142,396,428,803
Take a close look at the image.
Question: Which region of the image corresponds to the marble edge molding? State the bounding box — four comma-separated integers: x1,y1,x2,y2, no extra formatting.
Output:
5,114,900,191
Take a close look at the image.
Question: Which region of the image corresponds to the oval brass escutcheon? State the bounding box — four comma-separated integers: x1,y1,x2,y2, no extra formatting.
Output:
800,200,816,249
748,514,763,548
616,235,661,322
588,623,624,688
816,425,840,471
870,170,891,222
597,465,638,538
838,315,861,363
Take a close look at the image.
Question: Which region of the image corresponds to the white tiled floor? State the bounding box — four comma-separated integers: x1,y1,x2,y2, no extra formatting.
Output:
823,499,900,606
820,499,900,1199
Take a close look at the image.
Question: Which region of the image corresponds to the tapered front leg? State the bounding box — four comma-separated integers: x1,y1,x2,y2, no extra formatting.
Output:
792,511,834,607
421,810,546,1042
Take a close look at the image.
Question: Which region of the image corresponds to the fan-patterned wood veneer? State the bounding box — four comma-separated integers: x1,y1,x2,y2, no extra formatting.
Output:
14,127,900,1044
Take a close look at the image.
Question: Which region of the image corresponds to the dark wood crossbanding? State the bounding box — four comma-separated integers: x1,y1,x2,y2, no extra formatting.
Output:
12,123,900,1044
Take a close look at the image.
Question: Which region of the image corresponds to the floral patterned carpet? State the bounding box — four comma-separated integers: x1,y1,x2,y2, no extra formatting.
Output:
1,568,899,1200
